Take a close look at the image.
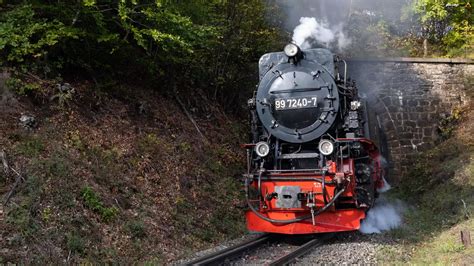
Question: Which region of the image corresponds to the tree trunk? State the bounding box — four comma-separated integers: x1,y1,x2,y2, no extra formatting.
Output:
423,39,428,57
461,230,471,248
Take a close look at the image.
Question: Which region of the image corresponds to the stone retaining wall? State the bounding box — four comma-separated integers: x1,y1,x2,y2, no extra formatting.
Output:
347,59,473,182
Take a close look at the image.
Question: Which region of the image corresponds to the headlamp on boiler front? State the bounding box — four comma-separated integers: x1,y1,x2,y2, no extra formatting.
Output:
319,140,334,156
255,141,270,157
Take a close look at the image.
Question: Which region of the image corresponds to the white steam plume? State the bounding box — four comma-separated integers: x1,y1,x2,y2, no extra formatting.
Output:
360,178,405,234
377,176,392,193
292,17,350,51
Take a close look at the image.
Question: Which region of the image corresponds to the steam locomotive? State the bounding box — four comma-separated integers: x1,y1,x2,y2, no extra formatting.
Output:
243,43,386,234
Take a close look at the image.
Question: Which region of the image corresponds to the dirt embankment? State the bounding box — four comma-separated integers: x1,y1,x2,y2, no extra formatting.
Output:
0,80,247,264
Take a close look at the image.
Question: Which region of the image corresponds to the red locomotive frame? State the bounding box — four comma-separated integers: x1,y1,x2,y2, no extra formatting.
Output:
243,138,385,234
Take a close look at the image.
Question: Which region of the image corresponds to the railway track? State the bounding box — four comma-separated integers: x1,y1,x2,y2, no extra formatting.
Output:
186,234,272,265
186,233,334,266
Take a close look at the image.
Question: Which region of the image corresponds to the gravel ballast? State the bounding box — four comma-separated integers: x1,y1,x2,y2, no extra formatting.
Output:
294,231,400,265
180,231,400,265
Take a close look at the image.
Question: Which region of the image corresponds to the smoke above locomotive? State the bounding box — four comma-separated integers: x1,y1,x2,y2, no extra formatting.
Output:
243,43,386,234
292,17,350,51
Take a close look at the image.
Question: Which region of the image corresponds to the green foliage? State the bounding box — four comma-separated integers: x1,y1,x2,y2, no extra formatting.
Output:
81,145,125,188
177,141,192,153
0,1,282,109
6,175,42,237
66,130,85,151
66,232,85,254
438,107,463,140
7,204,39,237
439,240,465,253
0,5,79,63
126,220,147,239
342,0,472,57
137,133,165,154
414,0,473,57
343,1,422,57
81,186,119,222
347,17,408,57
41,207,52,222
16,136,45,157
50,84,75,108
5,77,41,95
44,153,70,179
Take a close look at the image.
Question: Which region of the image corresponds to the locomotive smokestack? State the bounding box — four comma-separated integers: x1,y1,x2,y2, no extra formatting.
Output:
284,42,300,57
283,42,303,63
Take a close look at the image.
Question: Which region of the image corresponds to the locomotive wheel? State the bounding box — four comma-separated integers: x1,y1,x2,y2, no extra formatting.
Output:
367,176,376,208
355,163,376,209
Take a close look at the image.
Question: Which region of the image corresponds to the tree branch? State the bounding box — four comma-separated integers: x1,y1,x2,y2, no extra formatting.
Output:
173,87,209,144
0,150,9,176
1,150,26,206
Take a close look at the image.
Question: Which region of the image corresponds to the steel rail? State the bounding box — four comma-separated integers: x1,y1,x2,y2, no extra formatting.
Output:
269,233,334,266
186,234,271,266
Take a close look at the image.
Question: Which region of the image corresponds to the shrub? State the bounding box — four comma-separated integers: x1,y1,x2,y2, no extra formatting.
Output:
438,107,463,140
66,232,85,254
5,77,42,95
81,186,119,222
16,136,45,157
6,205,39,237
126,220,147,239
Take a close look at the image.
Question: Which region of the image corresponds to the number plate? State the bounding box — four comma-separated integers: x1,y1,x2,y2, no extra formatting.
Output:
274,96,317,110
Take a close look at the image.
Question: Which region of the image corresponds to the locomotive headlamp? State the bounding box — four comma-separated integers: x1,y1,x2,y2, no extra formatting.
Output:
255,142,270,157
284,43,299,57
319,140,334,156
